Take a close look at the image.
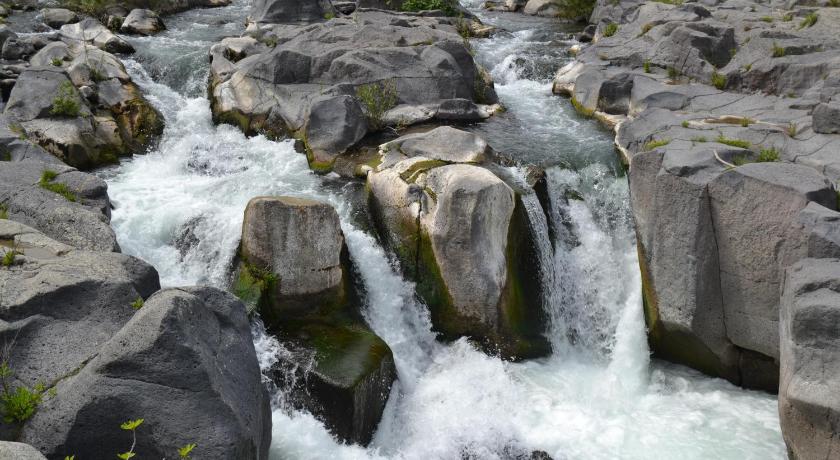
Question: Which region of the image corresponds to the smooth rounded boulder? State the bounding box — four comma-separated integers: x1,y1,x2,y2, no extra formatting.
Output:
120,9,166,35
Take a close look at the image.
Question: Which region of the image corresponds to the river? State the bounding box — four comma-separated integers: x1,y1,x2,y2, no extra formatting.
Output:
98,1,786,458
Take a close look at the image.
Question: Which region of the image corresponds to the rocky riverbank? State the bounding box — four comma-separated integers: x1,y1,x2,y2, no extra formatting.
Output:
552,0,840,454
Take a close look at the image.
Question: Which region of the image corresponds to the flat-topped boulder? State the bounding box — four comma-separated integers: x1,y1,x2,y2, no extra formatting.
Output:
367,128,549,359
780,258,840,459
59,18,134,54
40,8,79,29
249,0,336,24
120,9,165,35
210,9,498,172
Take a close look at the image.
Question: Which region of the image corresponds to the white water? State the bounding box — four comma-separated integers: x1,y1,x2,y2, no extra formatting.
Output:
101,2,786,459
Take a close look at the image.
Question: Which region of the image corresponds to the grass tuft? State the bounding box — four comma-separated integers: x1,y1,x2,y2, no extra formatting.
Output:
711,71,727,90
603,23,618,37
716,135,751,149
799,12,818,28
643,138,671,151
39,170,77,202
355,80,398,131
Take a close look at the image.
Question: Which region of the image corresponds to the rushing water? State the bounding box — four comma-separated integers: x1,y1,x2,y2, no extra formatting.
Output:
100,1,787,458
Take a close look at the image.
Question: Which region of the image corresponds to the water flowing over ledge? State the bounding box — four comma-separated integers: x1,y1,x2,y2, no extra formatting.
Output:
100,0,786,458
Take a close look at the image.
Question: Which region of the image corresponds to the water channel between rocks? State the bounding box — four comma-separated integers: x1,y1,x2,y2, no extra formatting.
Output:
98,1,787,458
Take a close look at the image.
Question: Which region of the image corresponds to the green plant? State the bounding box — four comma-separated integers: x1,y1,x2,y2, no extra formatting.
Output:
716,135,751,149
772,42,786,58
39,170,77,202
830,0,840,6
758,147,780,162
787,121,798,137
131,297,144,310
643,60,651,73
651,0,683,4
118,418,144,460
355,80,398,131
782,12,794,21
324,11,334,19
643,138,671,150
570,96,595,117
711,71,727,90
732,154,750,166
1,249,17,268
603,23,618,37
760,16,774,22
739,117,754,127
65,456,75,460
681,120,690,128
401,0,457,15
667,66,680,80
2,385,43,423
0,203,7,220
743,63,752,72
50,82,81,118
51,57,63,66
179,443,197,459
454,15,472,39
799,12,818,28
691,136,707,142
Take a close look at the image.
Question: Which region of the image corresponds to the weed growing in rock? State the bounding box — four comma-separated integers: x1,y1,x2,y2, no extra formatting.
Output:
39,170,78,202
356,80,398,131
50,82,81,118
131,297,144,310
179,443,197,459
0,340,47,423
118,418,144,459
643,138,670,150
739,117,754,127
51,57,63,66
1,249,17,268
667,66,681,80
691,136,707,142
830,0,840,6
711,71,727,90
640,22,653,35
782,12,794,21
643,60,651,73
716,135,751,149
758,147,780,162
681,120,690,128
732,154,750,166
0,203,7,220
799,12,818,28
760,16,773,22
454,15,472,39
603,23,618,37
401,0,457,15
743,63,752,72
772,42,786,58
324,11,335,19
787,121,798,137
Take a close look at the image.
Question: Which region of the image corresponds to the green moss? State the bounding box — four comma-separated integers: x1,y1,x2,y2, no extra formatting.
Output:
232,261,278,317
570,96,595,117
715,135,751,149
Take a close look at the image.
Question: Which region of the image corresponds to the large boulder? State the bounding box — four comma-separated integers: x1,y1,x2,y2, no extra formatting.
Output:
233,196,395,446
120,9,165,35
0,161,120,252
40,8,79,29
250,0,335,23
237,196,347,319
813,102,840,134
59,18,134,54
367,128,549,359
0,442,46,459
19,287,271,459
211,10,497,171
779,258,840,460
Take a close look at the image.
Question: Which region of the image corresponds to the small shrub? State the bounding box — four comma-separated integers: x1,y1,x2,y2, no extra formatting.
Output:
603,23,618,37
760,16,774,22
667,66,681,80
711,71,727,90
716,135,751,149
799,12,818,28
772,42,786,58
51,57,63,66
355,80,398,131
454,16,472,39
401,0,457,15
50,82,81,118
130,297,144,310
39,170,78,202
758,147,780,162
681,120,690,128
643,138,671,150
1,250,17,268
1,384,44,423
643,60,651,73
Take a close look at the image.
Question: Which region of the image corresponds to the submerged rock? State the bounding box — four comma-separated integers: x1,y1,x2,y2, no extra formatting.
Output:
367,128,549,359
779,258,840,460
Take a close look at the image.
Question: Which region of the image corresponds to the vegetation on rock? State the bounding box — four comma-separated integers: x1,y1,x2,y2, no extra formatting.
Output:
401,0,457,15
355,81,398,131
50,82,81,118
39,170,78,202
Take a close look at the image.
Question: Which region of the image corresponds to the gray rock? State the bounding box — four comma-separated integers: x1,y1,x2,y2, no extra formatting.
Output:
120,9,166,35
813,102,840,134
5,67,91,123
19,287,271,460
0,161,120,251
0,219,159,396
708,162,835,358
0,25,16,53
379,126,489,164
0,442,46,459
305,94,368,167
250,0,335,23
40,8,79,29
59,18,134,54
239,196,346,316
29,41,72,67
779,258,840,460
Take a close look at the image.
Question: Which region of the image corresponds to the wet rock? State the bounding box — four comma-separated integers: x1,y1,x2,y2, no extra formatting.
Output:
0,161,120,251
250,0,336,23
40,8,79,29
0,442,46,459
779,258,840,460
305,94,368,169
19,287,271,459
59,18,134,54
238,196,348,318
379,126,489,163
120,9,166,35
367,129,549,359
